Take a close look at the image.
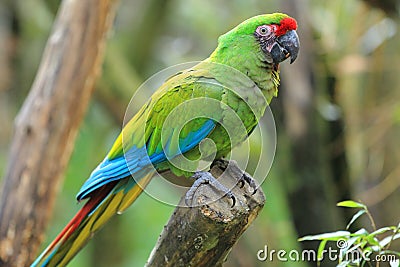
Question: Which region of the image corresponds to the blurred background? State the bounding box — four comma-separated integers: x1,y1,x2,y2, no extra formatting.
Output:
0,0,399,266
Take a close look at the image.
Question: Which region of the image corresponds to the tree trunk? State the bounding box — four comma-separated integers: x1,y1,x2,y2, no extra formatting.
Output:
0,0,117,266
146,160,266,267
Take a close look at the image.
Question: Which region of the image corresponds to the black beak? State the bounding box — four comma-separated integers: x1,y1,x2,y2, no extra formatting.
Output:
270,30,300,64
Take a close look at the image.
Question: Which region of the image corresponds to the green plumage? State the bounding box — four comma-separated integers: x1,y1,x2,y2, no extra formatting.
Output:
32,13,298,267
108,14,288,175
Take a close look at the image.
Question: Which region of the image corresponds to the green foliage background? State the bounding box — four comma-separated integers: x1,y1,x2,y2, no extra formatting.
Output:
0,0,399,266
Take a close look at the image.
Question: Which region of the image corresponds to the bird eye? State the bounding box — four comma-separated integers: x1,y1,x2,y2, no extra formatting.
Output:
257,25,270,36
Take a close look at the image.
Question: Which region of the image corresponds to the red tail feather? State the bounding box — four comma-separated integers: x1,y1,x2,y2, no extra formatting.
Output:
43,183,115,256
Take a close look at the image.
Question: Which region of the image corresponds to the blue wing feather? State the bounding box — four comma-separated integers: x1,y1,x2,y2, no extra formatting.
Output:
76,119,215,201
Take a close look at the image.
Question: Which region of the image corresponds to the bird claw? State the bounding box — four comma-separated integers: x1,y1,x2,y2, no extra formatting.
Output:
239,173,258,195
212,159,258,195
185,171,236,208
210,158,229,170
238,179,245,188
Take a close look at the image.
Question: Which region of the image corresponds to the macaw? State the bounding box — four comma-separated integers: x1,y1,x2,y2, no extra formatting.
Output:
32,13,299,266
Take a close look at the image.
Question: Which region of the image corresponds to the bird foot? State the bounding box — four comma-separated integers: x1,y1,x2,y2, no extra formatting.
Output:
211,159,258,195
185,171,235,207
238,172,258,195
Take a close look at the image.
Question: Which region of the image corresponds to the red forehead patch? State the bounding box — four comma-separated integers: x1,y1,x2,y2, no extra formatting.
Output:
275,17,298,36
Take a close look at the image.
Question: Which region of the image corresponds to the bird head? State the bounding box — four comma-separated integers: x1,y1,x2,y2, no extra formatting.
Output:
217,13,300,67
253,15,299,65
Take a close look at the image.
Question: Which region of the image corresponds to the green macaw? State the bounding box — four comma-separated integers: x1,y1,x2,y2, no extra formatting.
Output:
32,13,299,266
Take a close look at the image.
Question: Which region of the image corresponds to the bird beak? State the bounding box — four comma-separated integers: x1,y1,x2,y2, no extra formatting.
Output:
270,30,300,64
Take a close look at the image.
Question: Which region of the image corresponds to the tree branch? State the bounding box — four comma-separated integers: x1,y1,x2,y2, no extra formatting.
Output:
146,160,266,267
0,0,117,265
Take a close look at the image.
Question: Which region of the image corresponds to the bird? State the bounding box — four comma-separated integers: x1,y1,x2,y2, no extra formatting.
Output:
32,12,299,266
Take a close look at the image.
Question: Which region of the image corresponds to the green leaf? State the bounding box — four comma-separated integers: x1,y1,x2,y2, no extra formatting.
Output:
366,234,380,247
364,242,378,254
365,244,381,253
337,200,366,209
317,240,327,261
299,231,351,241
352,228,369,236
380,233,400,247
357,239,369,250
344,236,361,253
346,209,366,229
337,260,351,267
370,226,396,236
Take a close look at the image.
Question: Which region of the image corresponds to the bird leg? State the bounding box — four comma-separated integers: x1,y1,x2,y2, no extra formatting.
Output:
185,171,235,207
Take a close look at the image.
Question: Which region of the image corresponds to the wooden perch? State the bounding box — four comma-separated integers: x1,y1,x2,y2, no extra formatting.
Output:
0,0,117,266
146,160,266,267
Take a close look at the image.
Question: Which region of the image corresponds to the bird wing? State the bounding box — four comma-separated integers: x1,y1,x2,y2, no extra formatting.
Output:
76,69,225,201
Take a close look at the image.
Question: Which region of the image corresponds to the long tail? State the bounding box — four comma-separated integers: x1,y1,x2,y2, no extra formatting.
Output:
31,173,154,267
